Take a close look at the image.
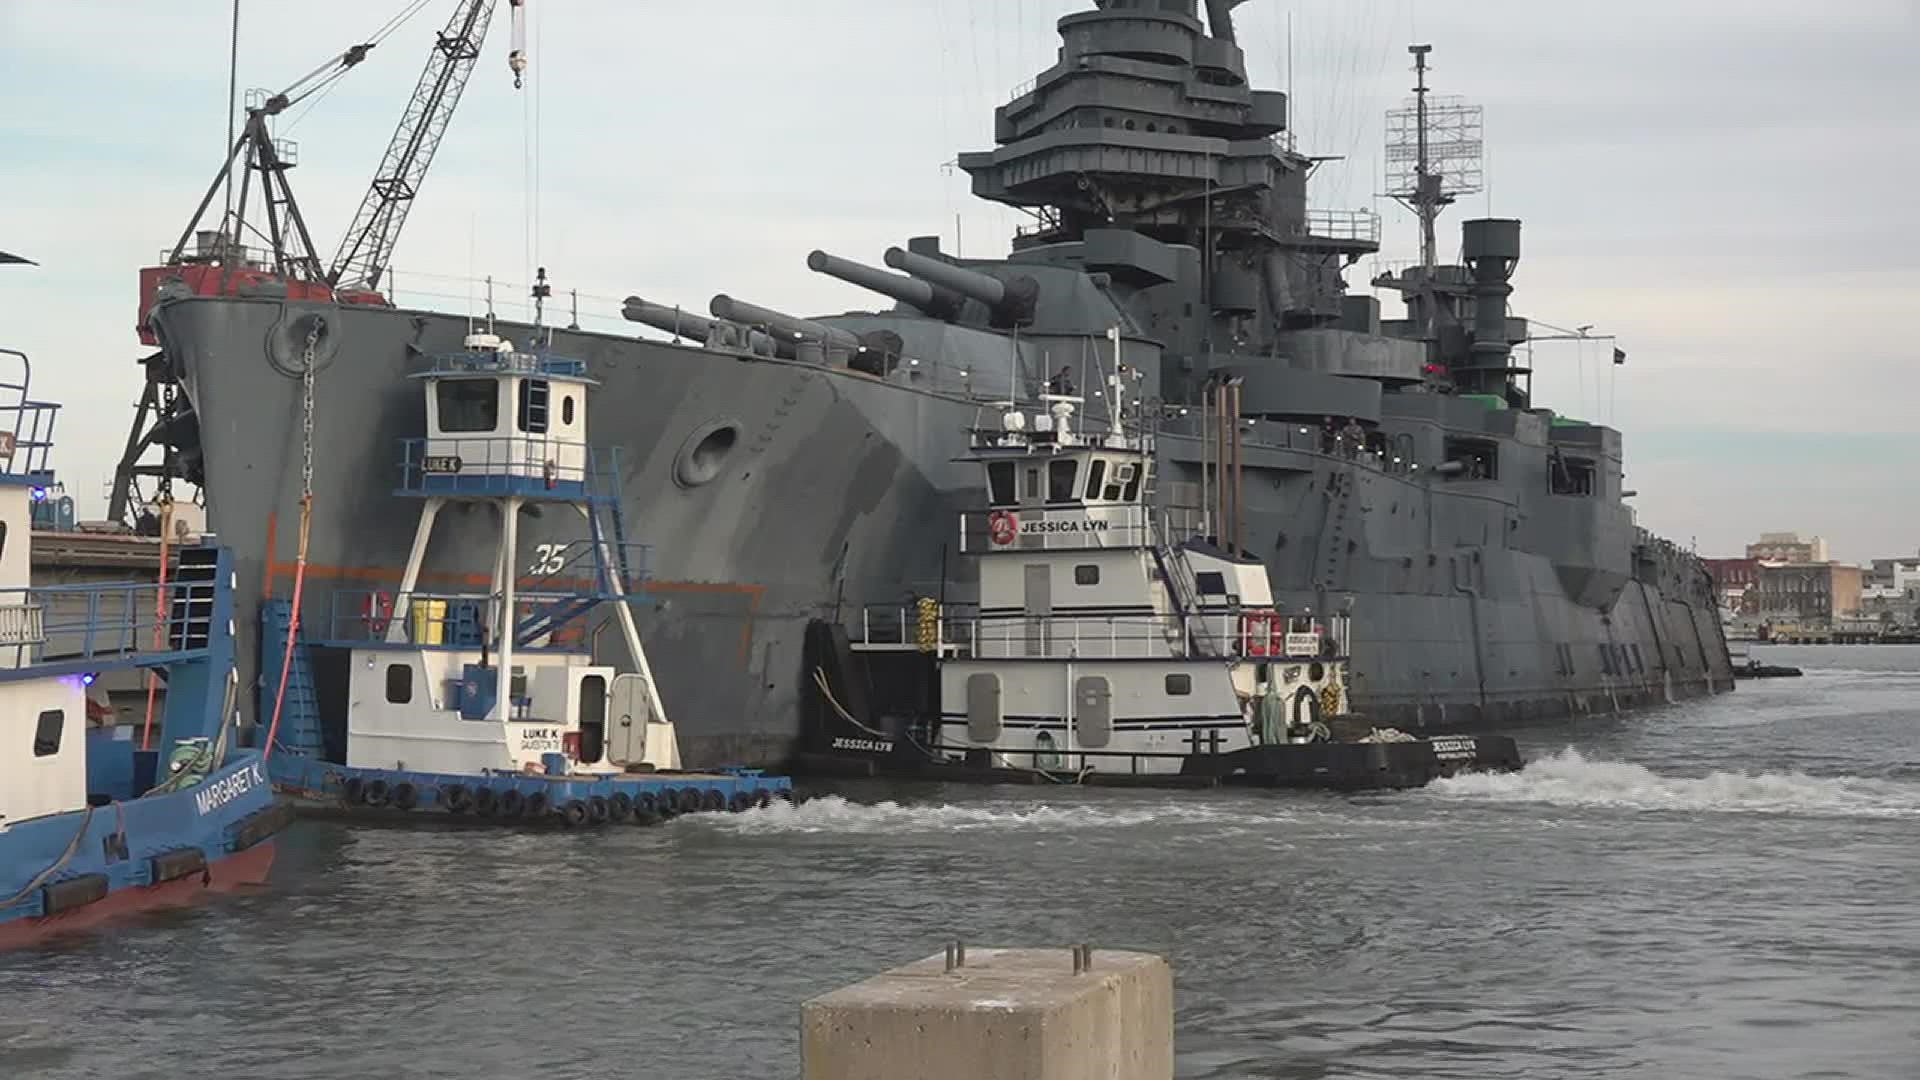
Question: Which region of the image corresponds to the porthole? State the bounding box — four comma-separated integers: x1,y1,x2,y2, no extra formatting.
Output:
674,419,742,488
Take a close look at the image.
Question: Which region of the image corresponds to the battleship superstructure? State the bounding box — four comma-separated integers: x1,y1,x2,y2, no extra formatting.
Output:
139,0,1733,767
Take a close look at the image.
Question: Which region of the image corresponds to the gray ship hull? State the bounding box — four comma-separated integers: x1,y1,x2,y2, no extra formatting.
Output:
154,295,1731,769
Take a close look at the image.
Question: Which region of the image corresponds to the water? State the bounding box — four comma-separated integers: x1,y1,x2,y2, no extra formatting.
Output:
5,645,1918,1079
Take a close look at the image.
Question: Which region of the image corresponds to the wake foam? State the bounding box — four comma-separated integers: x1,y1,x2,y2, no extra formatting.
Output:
696,794,1263,835
1429,748,1920,818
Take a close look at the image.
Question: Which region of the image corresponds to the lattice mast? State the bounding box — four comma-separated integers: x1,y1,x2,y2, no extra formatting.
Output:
1384,45,1483,272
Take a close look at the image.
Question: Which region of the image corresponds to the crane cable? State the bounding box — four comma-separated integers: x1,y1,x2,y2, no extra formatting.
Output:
263,323,319,761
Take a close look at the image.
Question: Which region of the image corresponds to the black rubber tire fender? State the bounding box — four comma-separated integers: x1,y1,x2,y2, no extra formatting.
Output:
608,792,633,821
587,795,610,824
442,784,472,814
390,782,419,811
341,777,365,805
473,787,498,816
727,791,753,813
700,789,726,813
560,799,589,828
363,779,390,807
498,789,526,818
525,791,550,818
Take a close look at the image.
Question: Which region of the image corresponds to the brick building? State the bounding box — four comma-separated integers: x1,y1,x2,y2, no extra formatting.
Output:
1755,562,1862,625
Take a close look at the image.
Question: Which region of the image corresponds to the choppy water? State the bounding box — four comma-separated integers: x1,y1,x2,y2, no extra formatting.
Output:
5,645,1918,1079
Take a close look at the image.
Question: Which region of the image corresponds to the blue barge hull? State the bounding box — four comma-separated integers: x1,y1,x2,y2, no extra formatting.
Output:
270,754,792,826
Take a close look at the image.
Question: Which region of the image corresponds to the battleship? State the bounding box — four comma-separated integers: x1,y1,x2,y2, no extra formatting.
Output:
131,0,1733,768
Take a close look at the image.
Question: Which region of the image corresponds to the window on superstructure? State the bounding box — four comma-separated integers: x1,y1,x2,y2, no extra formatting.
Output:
1048,460,1079,504
386,664,413,705
1084,459,1107,501
1024,467,1041,501
1075,565,1100,586
988,463,1016,506
436,379,499,433
1195,571,1227,596
1165,673,1192,695
1117,463,1141,502
1550,455,1597,497
561,395,576,427
32,709,62,757
517,379,551,435
1442,437,1498,481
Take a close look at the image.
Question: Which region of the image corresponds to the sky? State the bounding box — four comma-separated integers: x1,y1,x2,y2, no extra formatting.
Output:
0,0,1914,561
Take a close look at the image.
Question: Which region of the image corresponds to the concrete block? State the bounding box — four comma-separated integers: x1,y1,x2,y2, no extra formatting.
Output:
802,946,1173,1080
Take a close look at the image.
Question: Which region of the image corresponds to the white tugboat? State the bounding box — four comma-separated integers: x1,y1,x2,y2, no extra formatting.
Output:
264,305,791,824
802,331,1520,789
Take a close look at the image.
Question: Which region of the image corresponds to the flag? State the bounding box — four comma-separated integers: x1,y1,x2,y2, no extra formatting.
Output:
1613,347,1627,366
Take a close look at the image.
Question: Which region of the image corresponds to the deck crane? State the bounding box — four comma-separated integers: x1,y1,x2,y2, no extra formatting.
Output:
119,0,529,528
331,0,528,296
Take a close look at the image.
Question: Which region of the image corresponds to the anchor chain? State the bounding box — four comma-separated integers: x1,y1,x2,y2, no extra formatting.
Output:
264,320,321,761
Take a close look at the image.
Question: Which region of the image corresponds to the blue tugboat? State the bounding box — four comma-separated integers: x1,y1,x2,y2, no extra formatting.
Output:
0,347,288,948
262,311,791,824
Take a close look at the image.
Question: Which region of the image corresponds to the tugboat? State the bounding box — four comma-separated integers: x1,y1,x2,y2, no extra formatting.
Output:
262,308,791,825
801,335,1520,789
1,346,289,947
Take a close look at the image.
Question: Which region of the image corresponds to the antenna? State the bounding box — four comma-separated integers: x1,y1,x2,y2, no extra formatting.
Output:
485,274,496,334
1384,45,1483,272
531,266,551,331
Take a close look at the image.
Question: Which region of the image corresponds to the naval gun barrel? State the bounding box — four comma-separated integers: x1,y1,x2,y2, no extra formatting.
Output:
624,297,716,342
625,296,777,357
807,250,960,318
884,246,1037,324
709,294,863,351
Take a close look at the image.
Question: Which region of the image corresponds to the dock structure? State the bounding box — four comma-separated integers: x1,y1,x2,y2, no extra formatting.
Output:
802,945,1173,1080
31,527,197,725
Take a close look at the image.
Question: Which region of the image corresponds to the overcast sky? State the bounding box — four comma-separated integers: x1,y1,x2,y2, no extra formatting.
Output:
1,0,1914,560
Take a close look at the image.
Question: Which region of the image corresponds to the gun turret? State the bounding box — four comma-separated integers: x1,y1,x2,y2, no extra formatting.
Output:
710,294,901,374
807,250,962,319
623,296,776,357
883,247,1038,326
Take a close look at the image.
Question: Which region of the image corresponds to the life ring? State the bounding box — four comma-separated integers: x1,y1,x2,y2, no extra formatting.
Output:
1290,685,1321,733
987,509,1018,546
363,591,394,637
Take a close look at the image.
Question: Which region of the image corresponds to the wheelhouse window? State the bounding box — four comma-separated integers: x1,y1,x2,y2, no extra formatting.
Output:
33,709,62,757
1084,459,1107,501
1164,673,1192,696
987,462,1016,506
1047,460,1079,504
436,379,499,433
1024,467,1041,501
1104,461,1140,502
1195,571,1227,596
1074,565,1100,586
517,378,551,434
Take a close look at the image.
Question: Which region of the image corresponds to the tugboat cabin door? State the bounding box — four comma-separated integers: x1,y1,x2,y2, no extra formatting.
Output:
607,673,653,765
1074,675,1112,748
578,673,607,763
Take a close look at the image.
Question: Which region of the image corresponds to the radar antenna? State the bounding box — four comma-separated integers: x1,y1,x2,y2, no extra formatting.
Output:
1384,45,1483,272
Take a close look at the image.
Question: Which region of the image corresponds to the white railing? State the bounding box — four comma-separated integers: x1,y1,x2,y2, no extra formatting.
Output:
851,605,1353,664
1306,208,1382,244
0,603,45,647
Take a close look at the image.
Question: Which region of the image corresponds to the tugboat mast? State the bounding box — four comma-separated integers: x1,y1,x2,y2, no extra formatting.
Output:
1410,44,1440,273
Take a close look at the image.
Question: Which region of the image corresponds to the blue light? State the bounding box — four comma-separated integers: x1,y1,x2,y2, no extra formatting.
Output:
29,487,45,501
81,673,95,686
